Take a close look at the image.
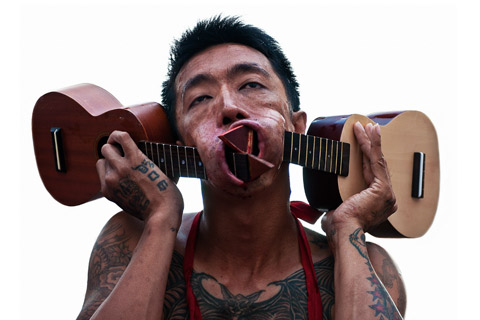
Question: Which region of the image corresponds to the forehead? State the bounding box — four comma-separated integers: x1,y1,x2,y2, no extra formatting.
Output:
175,43,278,91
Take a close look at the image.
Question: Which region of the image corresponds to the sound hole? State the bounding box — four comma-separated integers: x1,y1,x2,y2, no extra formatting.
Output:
97,136,109,159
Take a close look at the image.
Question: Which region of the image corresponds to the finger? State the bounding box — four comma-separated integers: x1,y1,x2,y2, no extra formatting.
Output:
107,131,140,159
96,158,108,195
364,123,390,182
101,142,123,159
353,121,374,183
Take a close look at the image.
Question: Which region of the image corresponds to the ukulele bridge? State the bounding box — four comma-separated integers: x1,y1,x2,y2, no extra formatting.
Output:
50,127,66,173
411,152,425,198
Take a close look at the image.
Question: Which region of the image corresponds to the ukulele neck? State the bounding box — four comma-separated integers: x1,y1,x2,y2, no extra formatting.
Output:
138,141,207,180
138,131,350,180
283,131,350,177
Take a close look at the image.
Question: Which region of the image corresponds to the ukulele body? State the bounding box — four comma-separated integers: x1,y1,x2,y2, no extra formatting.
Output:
304,111,440,238
32,83,175,206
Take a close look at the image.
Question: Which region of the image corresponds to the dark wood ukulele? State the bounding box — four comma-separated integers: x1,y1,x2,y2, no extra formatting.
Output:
32,84,439,238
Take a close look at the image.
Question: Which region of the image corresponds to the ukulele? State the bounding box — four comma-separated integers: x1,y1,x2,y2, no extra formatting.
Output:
32,83,439,238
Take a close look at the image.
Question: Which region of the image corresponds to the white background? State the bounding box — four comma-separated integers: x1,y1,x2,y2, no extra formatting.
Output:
3,0,478,319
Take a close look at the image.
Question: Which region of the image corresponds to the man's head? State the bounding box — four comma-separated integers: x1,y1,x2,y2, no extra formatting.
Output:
161,16,300,138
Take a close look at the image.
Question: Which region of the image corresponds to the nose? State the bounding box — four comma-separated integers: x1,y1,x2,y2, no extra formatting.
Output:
217,89,249,126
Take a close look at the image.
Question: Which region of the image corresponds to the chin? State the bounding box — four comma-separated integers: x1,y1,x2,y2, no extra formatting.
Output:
202,164,289,200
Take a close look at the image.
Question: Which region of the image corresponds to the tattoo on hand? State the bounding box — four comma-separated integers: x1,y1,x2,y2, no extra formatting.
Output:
349,228,402,320
114,177,150,214
132,159,155,173
132,159,168,192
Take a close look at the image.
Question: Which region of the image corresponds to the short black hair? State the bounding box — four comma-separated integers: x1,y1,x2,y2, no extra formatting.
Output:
161,16,300,138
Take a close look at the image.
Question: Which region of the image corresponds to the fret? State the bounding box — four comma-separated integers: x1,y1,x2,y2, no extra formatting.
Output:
149,142,155,167
306,135,314,169
175,146,185,177
299,134,307,167
291,133,300,165
333,140,339,175
328,139,333,173
167,145,175,177
174,146,182,177
339,141,343,176
142,141,150,160
312,136,320,170
297,132,301,164
319,138,328,171
156,143,165,174
283,131,293,163
185,147,195,178
340,142,350,177
324,139,330,172
304,136,312,167
192,147,198,178
317,137,323,171
184,147,190,177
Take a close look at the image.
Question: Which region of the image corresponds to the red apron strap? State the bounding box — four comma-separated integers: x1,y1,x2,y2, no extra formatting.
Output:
291,201,324,320
183,202,323,319
183,212,203,319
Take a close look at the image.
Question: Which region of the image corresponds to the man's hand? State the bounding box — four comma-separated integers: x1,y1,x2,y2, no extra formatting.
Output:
322,122,398,239
96,131,184,228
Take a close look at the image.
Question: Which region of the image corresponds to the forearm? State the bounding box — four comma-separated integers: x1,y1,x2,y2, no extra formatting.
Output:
331,226,402,320
90,216,177,320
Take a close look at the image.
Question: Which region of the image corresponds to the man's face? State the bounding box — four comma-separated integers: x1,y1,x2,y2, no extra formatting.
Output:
174,43,305,193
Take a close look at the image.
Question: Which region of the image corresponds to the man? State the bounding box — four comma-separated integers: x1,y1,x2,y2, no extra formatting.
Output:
77,16,406,319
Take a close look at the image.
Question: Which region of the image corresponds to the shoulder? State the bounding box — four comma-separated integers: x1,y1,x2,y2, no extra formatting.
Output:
77,211,143,319
366,241,407,317
303,226,332,262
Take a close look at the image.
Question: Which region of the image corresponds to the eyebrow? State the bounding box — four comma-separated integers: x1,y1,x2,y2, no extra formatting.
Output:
181,63,272,102
227,63,271,80
181,73,215,101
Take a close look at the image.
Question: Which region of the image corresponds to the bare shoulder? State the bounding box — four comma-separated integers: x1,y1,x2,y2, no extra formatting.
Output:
77,211,143,319
303,226,332,262
367,242,407,317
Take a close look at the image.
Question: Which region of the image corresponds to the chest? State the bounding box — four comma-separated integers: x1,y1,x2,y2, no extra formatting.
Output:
163,252,334,319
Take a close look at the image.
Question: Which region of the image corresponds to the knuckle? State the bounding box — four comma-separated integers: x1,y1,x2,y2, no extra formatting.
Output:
104,174,118,188
376,156,387,169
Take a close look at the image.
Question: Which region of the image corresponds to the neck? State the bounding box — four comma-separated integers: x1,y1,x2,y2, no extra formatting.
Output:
194,166,301,287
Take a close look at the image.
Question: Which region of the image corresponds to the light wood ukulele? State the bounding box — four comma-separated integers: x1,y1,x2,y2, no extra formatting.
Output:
32,84,440,238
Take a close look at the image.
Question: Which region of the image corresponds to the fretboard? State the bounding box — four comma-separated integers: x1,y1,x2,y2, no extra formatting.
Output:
283,131,350,177
138,141,207,180
138,131,350,181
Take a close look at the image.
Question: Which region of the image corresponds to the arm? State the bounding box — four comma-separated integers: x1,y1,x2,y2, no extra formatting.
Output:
368,242,407,317
77,131,184,320
322,122,405,319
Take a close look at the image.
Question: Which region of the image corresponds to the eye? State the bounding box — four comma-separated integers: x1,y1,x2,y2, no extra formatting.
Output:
241,82,264,90
190,95,211,108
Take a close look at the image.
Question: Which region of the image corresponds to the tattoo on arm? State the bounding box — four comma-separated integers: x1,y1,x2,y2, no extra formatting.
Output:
349,228,402,320
77,222,133,320
370,244,407,316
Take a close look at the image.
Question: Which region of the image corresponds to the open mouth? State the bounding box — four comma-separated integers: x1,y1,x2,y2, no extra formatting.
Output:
219,126,273,182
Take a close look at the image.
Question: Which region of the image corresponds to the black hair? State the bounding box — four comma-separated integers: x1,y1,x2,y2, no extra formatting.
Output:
161,16,300,137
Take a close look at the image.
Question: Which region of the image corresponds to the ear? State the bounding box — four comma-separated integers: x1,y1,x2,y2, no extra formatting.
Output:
291,110,307,134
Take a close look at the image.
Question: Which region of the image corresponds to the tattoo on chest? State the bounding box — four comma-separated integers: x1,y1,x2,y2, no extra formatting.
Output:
163,251,335,319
